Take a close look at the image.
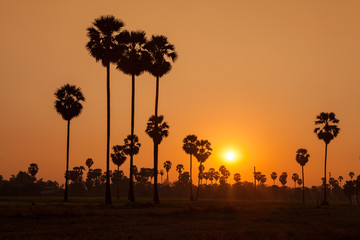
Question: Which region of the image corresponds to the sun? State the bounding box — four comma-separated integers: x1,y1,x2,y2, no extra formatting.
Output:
225,152,235,161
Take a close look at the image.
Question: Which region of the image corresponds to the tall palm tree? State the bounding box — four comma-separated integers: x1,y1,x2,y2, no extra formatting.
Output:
194,139,212,201
111,145,127,200
182,135,198,201
292,173,299,188
163,161,172,183
296,148,309,202
116,30,149,203
86,15,124,205
145,115,169,203
122,134,141,201
314,112,340,205
54,84,85,202
271,172,277,185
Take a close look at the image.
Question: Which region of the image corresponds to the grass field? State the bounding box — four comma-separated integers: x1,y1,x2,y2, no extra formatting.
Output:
1,197,359,240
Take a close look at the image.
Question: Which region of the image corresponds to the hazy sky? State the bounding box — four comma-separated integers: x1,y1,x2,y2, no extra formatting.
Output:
1,0,360,187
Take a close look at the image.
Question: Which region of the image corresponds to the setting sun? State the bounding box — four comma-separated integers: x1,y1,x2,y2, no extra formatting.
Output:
225,152,235,161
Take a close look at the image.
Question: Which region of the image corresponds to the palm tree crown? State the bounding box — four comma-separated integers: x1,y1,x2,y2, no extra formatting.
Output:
314,112,340,144
145,35,178,78
183,135,198,155
296,148,310,166
194,140,212,163
86,15,124,66
54,84,85,121
145,115,169,144
111,145,127,167
123,135,141,156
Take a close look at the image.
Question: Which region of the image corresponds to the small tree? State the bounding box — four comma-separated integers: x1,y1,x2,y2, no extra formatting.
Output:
28,163,39,181
279,172,288,187
85,158,93,170
292,173,299,188
111,145,127,200
163,161,172,183
271,172,277,185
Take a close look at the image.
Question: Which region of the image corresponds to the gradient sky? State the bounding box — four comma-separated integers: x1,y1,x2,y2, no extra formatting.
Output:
1,0,360,187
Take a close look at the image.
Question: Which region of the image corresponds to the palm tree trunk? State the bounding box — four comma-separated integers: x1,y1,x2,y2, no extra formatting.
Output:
64,119,70,202
195,162,202,201
129,74,136,203
117,166,120,200
153,76,160,204
166,170,169,182
323,143,328,205
302,165,305,203
105,63,112,205
189,154,194,201
153,142,159,204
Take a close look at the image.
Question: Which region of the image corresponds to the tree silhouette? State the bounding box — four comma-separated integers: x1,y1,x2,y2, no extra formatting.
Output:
349,172,355,180
116,30,149,203
163,161,172,183
85,158,93,170
176,164,184,180
54,84,85,202
279,172,288,187
208,168,215,184
159,170,164,183
123,134,141,201
297,179,303,186
182,135,198,201
214,171,220,184
338,176,343,187
86,15,124,205
296,148,309,202
145,115,169,203
111,145,127,200
28,163,39,181
271,172,277,185
292,173,299,188
314,112,340,205
194,139,212,200
260,174,267,185
234,173,241,183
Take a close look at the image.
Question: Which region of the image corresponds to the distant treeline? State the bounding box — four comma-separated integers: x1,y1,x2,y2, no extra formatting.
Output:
1,164,359,203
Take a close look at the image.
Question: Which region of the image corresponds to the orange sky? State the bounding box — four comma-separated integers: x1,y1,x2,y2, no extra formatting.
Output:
1,1,360,187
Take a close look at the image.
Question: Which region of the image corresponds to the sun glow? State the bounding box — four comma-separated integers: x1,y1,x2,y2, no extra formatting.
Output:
225,152,235,161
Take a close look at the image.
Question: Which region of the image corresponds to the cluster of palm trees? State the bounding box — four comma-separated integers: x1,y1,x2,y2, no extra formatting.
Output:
54,15,177,205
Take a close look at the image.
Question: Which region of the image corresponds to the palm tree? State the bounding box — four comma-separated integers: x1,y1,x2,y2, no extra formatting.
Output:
234,173,241,183
296,148,310,202
159,170,164,183
338,176,343,187
314,112,340,205
86,15,124,205
54,84,85,202
116,30,149,203
163,161,172,183
123,134,141,202
279,172,288,187
176,164,184,180
349,172,355,180
182,135,198,201
85,158,94,170
208,168,215,184
145,115,169,203
111,145,127,200
28,163,39,180
292,173,299,188
271,172,277,185
297,179,303,186
194,139,212,201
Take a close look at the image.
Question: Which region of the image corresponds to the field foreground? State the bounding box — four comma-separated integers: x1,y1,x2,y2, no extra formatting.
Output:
0,198,360,240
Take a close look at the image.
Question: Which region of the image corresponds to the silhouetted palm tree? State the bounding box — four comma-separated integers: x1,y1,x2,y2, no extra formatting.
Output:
176,164,184,180
111,145,127,200
349,172,355,180
338,176,343,187
159,170,164,183
123,134,141,201
234,173,241,183
314,112,340,205
296,148,309,202
145,115,169,203
116,30,149,203
182,135,198,201
86,158,94,170
292,173,299,188
28,163,39,180
271,172,277,185
54,84,85,202
279,172,288,187
86,15,124,205
194,139,212,201
163,161,172,183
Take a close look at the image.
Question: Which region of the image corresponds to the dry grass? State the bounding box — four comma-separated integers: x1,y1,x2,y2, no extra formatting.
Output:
0,198,360,240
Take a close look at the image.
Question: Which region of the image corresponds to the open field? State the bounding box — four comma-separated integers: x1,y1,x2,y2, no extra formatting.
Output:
1,197,360,240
